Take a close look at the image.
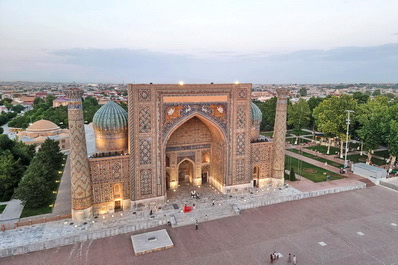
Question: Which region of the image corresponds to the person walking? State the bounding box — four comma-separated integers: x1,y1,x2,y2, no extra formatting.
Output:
288,253,291,263
195,219,198,230
292,255,297,265
270,253,273,263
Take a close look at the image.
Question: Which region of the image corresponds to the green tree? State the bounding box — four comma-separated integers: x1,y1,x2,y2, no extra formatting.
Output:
0,127,3,134
352,92,370,104
386,120,398,169
313,95,358,158
254,97,277,131
0,98,12,105
14,159,53,208
83,96,101,124
15,139,63,207
11,104,25,113
45,95,55,106
298,87,307,97
288,98,311,144
0,152,24,201
38,139,63,172
307,96,325,130
372,89,381,97
33,97,45,107
119,101,128,111
357,96,389,162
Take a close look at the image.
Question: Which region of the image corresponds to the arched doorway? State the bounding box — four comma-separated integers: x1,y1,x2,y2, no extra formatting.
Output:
253,166,260,187
178,159,195,184
164,115,226,192
113,183,123,211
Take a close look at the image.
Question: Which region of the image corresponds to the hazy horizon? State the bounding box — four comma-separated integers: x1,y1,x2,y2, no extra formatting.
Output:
1,0,398,83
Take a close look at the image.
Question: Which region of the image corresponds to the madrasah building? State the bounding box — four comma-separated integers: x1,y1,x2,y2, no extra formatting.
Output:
65,83,288,221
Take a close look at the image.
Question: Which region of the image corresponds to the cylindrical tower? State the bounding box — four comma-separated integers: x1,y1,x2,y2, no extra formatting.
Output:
92,101,128,153
65,88,93,221
271,88,289,186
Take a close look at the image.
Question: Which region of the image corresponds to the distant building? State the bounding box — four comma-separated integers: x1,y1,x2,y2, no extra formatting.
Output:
17,120,70,152
53,97,69,107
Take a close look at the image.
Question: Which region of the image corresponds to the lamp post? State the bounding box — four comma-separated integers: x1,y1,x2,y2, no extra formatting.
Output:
344,110,354,168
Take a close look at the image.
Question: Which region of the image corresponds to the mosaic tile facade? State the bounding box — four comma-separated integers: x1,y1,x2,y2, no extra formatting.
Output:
138,89,151,101
139,138,152,165
65,88,93,214
162,103,227,138
237,105,246,129
138,107,151,133
140,169,152,196
236,133,246,155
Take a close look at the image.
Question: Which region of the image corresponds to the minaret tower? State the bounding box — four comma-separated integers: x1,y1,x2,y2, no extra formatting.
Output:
271,88,289,186
65,88,93,221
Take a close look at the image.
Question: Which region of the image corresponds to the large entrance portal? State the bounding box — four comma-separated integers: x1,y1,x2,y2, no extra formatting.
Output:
165,115,226,193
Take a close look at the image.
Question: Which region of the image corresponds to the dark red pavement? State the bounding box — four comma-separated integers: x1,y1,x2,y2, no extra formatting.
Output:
2,186,398,265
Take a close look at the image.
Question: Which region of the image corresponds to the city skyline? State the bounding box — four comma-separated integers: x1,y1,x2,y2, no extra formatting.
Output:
1,0,398,83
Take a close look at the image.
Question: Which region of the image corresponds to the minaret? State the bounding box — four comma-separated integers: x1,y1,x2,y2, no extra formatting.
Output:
271,88,289,186
65,88,93,221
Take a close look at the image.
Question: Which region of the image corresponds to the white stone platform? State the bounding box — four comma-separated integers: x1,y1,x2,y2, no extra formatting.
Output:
131,229,173,256
0,182,366,258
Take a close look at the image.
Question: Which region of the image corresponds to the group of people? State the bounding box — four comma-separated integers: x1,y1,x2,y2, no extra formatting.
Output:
270,252,296,264
190,190,200,199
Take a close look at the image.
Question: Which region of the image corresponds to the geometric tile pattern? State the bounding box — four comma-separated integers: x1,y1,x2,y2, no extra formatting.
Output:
272,88,289,180
140,169,152,196
65,88,93,211
236,133,245,155
237,105,246,129
251,142,273,179
139,138,152,165
236,159,245,181
138,89,151,101
272,91,287,180
237,87,247,100
89,156,130,204
139,106,151,133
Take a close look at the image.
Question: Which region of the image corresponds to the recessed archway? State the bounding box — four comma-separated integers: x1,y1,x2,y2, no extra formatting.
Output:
163,114,226,194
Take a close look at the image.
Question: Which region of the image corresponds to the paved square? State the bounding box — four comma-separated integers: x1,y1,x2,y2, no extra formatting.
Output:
131,229,173,256
2,186,398,265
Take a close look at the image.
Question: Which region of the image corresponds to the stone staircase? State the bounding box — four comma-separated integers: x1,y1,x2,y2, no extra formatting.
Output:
170,204,239,228
358,178,376,187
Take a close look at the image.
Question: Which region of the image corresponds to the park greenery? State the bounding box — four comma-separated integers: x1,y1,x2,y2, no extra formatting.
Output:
259,92,397,169
15,139,64,209
8,95,101,129
0,135,35,201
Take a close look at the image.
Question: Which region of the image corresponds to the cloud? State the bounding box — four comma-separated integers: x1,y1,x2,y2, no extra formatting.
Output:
1,44,398,83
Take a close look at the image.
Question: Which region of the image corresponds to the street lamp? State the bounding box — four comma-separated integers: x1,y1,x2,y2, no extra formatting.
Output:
344,110,354,168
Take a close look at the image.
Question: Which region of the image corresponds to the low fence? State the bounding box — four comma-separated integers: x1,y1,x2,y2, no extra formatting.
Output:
1,214,72,231
238,183,366,211
16,214,72,228
0,182,366,258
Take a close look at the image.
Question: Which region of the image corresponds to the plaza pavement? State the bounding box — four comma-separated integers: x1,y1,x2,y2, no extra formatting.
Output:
1,186,398,265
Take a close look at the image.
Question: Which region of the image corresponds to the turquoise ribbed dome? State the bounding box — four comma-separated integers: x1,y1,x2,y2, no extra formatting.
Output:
92,101,128,131
251,102,262,123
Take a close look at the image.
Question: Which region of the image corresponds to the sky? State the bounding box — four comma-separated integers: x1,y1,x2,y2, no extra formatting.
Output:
1,0,398,83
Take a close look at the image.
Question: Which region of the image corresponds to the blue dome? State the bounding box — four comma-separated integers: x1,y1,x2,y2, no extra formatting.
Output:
92,101,128,131
251,102,262,124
